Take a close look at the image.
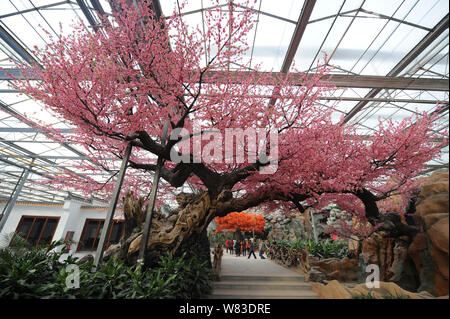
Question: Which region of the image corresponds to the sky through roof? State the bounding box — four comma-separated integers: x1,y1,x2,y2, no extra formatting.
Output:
0,0,448,204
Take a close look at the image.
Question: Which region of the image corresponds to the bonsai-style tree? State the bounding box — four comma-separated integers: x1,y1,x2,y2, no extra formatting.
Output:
11,0,445,264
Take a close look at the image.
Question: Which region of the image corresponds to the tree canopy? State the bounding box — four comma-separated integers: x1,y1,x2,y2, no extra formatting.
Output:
12,0,446,238
215,212,265,233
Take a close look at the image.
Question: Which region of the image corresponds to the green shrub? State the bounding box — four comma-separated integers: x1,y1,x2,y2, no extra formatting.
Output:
274,239,295,248
208,231,233,246
0,238,69,298
309,239,348,259
352,291,410,299
273,239,348,259
0,237,211,299
352,291,375,299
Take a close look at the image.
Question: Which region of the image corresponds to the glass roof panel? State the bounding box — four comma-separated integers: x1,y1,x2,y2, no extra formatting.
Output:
369,23,428,74
309,0,346,21
259,0,304,22
248,15,296,71
293,17,336,71
363,0,406,16
329,17,390,74
0,0,448,202
394,0,449,28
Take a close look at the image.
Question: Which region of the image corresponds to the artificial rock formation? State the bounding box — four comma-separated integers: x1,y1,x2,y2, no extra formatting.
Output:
347,235,360,258
264,213,307,242
310,280,440,299
309,257,359,282
360,231,418,291
409,171,449,296
360,171,449,296
266,243,359,283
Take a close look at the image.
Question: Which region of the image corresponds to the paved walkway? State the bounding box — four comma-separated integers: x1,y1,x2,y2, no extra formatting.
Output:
209,250,318,299
220,250,303,276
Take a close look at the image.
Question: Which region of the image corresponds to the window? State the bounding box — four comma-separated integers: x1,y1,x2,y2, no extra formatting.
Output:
77,219,124,252
15,216,59,246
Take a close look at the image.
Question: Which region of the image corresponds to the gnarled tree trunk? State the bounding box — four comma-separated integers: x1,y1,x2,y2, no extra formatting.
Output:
105,189,235,268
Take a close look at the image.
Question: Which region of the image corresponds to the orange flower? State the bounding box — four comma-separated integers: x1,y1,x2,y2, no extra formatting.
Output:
215,212,265,233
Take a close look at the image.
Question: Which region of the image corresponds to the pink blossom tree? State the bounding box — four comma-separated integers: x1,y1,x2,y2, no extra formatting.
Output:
247,112,445,240
11,0,445,262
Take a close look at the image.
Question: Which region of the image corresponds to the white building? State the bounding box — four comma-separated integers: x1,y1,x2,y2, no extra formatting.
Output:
0,197,124,259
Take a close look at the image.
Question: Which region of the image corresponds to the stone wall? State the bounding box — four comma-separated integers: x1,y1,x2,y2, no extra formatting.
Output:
267,243,359,283
360,231,419,291
264,212,308,242
409,171,448,296
311,280,440,299
360,171,449,296
309,257,359,282
265,172,448,297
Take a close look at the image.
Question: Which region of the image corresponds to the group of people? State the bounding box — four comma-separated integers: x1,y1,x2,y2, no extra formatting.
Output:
224,238,268,259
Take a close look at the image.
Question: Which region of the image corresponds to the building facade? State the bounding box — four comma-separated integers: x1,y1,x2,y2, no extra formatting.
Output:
0,198,124,259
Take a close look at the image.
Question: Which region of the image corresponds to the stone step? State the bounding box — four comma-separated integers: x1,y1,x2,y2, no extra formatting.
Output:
213,280,312,291
219,274,305,282
208,289,318,299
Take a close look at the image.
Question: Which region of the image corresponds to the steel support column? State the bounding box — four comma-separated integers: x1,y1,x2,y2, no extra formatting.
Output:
268,0,316,106
0,25,39,66
137,119,169,265
93,143,132,270
0,159,34,234
76,0,100,31
0,169,25,217
2,68,448,91
342,14,449,124
135,0,175,266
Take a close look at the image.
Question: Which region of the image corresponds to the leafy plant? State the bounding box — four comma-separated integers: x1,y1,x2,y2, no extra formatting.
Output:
274,239,349,259
0,237,69,298
208,230,233,246
352,291,410,299
0,237,212,299
309,239,349,259
352,291,375,299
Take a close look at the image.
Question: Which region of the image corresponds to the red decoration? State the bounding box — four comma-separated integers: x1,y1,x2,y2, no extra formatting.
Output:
215,212,265,233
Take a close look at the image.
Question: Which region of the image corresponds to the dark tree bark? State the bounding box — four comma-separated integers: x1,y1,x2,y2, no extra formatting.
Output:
354,188,381,222
106,187,279,268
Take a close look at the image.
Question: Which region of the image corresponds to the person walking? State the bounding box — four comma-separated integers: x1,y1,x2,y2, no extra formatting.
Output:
244,239,248,256
226,239,232,254
258,239,266,259
235,240,241,257
212,243,223,277
247,238,257,259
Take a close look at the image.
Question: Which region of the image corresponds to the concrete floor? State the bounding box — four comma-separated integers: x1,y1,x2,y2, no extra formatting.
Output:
209,250,317,298
220,250,305,277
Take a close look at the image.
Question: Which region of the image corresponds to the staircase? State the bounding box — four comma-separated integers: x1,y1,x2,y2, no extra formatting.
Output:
209,273,318,299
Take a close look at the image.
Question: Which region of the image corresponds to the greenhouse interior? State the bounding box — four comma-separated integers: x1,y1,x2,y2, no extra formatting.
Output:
0,0,448,304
